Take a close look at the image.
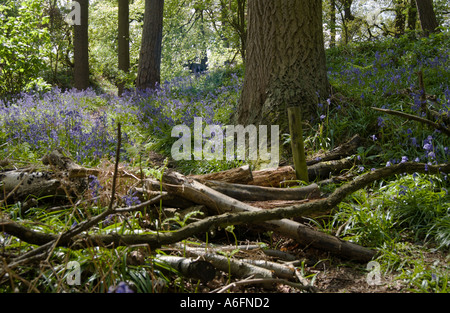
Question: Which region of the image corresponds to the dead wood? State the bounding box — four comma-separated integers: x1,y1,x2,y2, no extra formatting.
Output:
178,245,274,279
161,170,376,262
372,107,450,137
154,255,216,282
2,162,448,267
189,165,253,184
306,134,362,166
307,158,354,181
201,180,320,201
248,166,297,187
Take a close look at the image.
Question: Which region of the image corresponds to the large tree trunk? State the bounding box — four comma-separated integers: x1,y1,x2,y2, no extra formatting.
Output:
415,0,439,36
136,0,164,90
236,0,329,132
118,0,130,96
73,0,89,90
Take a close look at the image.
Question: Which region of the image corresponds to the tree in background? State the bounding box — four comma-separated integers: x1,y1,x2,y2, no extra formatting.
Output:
0,0,51,97
237,0,329,130
415,0,439,36
118,0,130,95
136,0,164,90
73,0,90,90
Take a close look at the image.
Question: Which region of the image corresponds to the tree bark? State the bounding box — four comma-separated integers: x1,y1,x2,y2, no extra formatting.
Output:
190,165,253,184
236,0,329,131
136,0,164,90
201,180,320,201
415,0,439,36
73,0,89,90
407,0,418,31
118,0,130,96
154,255,216,282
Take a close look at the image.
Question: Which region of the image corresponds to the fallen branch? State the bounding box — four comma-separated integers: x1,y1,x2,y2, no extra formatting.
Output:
183,251,274,279
213,277,316,293
307,134,362,166
162,170,376,262
2,162,448,263
189,165,253,184
201,180,320,201
154,255,216,282
372,107,450,137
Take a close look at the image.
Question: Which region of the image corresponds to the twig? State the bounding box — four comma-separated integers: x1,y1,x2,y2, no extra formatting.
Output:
213,277,316,293
372,107,450,137
108,122,122,212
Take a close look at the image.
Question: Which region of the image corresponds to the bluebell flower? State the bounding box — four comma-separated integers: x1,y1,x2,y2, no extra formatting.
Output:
108,282,134,293
398,185,408,196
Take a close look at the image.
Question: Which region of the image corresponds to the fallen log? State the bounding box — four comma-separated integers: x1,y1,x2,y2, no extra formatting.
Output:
178,245,274,279
189,165,253,184
162,170,376,262
249,166,297,187
0,169,62,201
201,180,320,201
248,160,354,187
154,254,216,282
307,157,354,181
306,134,362,166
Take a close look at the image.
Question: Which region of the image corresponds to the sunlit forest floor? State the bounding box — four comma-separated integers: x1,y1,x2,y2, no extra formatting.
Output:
1,32,449,293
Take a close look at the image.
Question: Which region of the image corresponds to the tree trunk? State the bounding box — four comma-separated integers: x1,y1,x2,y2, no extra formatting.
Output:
136,0,164,90
407,0,418,31
415,0,439,36
118,0,130,96
236,0,329,132
330,0,337,47
73,0,89,90
394,0,406,37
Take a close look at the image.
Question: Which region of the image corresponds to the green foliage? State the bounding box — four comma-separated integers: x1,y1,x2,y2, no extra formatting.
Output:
332,174,450,250
0,0,51,96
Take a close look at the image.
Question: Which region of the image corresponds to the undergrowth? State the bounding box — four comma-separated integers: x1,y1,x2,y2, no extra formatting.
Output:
0,32,449,292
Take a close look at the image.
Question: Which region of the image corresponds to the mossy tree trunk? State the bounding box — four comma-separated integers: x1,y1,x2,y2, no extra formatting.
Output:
236,0,329,132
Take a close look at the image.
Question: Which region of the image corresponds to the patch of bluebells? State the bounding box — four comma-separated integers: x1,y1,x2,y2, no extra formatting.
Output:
0,87,127,165
119,70,243,136
328,36,449,109
122,191,141,207
327,36,449,170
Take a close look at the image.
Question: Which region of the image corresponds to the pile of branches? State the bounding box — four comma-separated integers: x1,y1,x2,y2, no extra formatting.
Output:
1,130,449,292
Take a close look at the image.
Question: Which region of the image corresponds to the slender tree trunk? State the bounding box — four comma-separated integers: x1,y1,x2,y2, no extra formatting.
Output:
343,0,354,21
136,0,164,90
394,0,406,37
415,0,439,36
407,0,418,31
330,0,337,47
73,0,89,90
118,0,130,96
236,0,329,131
